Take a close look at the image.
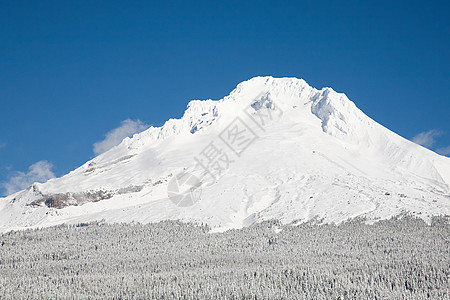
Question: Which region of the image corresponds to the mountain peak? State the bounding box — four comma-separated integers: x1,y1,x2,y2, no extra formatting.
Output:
1,77,449,232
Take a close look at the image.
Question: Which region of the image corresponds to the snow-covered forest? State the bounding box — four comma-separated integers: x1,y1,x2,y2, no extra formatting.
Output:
0,216,448,299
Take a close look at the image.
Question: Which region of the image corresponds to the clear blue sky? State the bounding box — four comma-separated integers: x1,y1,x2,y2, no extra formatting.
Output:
0,0,449,196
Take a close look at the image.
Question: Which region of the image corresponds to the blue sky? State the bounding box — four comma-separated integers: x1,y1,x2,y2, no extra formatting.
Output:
0,0,449,196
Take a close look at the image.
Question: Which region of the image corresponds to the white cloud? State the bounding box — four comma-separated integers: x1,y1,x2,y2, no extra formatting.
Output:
1,160,55,196
0,143,6,150
436,146,450,156
93,119,148,155
411,130,442,148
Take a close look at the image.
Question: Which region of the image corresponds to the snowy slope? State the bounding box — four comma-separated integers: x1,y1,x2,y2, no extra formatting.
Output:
1,77,449,232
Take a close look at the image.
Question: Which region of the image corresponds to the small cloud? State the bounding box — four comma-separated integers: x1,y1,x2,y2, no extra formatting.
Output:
436,146,450,156
411,130,442,148
0,143,6,150
93,119,148,155
1,160,55,196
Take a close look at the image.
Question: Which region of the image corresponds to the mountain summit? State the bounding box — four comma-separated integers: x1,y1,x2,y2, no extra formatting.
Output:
1,77,449,231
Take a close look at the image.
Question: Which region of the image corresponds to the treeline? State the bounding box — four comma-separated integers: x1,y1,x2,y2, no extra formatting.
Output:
0,216,448,299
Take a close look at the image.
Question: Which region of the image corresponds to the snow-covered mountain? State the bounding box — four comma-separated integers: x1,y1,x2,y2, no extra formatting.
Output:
1,77,449,232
